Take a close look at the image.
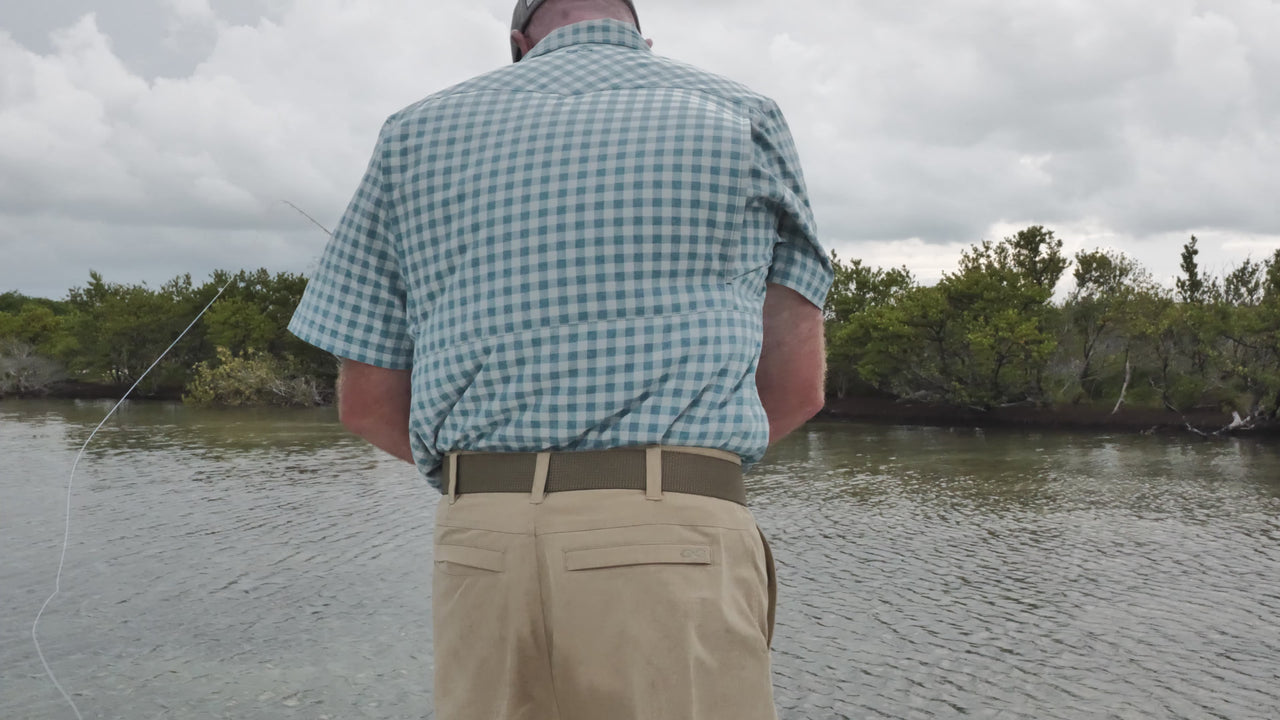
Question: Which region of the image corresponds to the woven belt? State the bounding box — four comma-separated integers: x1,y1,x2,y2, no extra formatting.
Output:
445,446,747,506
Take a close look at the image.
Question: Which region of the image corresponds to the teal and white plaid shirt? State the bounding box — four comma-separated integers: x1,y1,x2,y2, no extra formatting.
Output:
289,20,833,489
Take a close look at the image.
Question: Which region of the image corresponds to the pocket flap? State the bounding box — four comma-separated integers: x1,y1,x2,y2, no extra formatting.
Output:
435,544,505,572
565,544,713,571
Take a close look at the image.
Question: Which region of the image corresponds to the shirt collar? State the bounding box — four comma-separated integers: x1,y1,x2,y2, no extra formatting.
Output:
524,19,650,61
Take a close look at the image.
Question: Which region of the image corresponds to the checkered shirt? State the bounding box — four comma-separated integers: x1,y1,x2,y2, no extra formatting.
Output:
289,20,833,489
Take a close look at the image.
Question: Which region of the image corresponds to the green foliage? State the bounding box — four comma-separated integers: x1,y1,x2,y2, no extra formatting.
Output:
821,227,1280,427
202,269,338,390
1223,257,1265,306
6,233,1279,423
1176,236,1211,304
0,292,26,315
59,271,203,391
1265,249,1280,302
0,297,73,397
823,227,1068,408
823,253,915,397
185,347,322,407
1004,225,1070,291
203,298,275,354
1215,249,1280,421
824,253,916,323
0,304,65,351
0,292,69,317
0,268,337,402
918,228,1066,406
1061,249,1151,402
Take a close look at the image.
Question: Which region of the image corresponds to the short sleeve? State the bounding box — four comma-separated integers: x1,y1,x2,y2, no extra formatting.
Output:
751,100,834,308
288,123,414,369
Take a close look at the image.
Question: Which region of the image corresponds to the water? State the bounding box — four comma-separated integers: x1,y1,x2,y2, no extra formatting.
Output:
3,400,1279,719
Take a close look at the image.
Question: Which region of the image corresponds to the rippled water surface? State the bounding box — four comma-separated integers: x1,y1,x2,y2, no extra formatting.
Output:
3,400,1279,719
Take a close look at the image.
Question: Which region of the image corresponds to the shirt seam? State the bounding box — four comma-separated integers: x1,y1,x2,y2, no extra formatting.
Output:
416,305,759,357
400,85,764,116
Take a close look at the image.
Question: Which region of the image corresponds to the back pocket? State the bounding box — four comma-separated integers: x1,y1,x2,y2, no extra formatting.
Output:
565,544,713,571
435,544,505,575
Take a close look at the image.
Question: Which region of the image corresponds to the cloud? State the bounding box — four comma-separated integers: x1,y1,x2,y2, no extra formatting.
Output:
166,0,216,23
0,2,512,295
653,1,1280,246
0,5,505,227
0,0,1277,298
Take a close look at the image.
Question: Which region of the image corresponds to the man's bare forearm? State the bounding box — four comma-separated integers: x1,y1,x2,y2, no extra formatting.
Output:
756,283,827,445
758,367,826,445
338,359,415,463
349,414,415,463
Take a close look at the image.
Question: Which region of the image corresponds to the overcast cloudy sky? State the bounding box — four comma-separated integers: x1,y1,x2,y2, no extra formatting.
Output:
2,0,1278,299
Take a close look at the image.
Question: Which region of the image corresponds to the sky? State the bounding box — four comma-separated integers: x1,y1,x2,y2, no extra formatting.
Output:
2,0,1278,299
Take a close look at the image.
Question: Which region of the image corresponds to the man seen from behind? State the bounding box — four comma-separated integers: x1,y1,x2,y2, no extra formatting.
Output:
288,1,834,717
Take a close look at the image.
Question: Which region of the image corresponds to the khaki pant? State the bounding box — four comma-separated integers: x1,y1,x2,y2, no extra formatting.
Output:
432,486,778,720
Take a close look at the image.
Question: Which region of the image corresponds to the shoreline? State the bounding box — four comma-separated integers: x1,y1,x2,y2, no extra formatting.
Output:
5,380,185,402
7,384,1277,438
820,396,1280,438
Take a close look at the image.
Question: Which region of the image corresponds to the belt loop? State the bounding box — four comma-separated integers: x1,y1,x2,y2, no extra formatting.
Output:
447,453,459,505
531,452,550,504
645,446,663,501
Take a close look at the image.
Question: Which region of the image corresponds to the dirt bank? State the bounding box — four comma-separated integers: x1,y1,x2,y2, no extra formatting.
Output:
6,380,185,402
820,396,1279,437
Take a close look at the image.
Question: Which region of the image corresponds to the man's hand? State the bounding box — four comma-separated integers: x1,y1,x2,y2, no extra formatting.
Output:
337,359,415,463
756,283,826,445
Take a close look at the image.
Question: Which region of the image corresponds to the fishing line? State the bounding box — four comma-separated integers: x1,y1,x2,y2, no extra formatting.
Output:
31,278,234,720
281,200,334,237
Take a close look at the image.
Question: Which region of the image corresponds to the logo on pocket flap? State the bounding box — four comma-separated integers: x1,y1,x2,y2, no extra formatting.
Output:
565,544,714,571
680,547,710,562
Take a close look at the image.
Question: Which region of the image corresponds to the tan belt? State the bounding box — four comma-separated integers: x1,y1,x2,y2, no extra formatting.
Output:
444,446,747,506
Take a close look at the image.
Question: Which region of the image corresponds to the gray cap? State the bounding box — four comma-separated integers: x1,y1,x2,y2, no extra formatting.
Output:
510,0,641,62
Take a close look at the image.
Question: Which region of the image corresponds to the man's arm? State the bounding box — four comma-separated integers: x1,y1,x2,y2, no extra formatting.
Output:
337,358,415,463
756,283,827,445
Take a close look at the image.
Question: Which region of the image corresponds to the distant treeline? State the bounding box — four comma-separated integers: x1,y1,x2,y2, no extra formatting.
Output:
0,270,336,406
824,227,1280,431
2,227,1279,430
